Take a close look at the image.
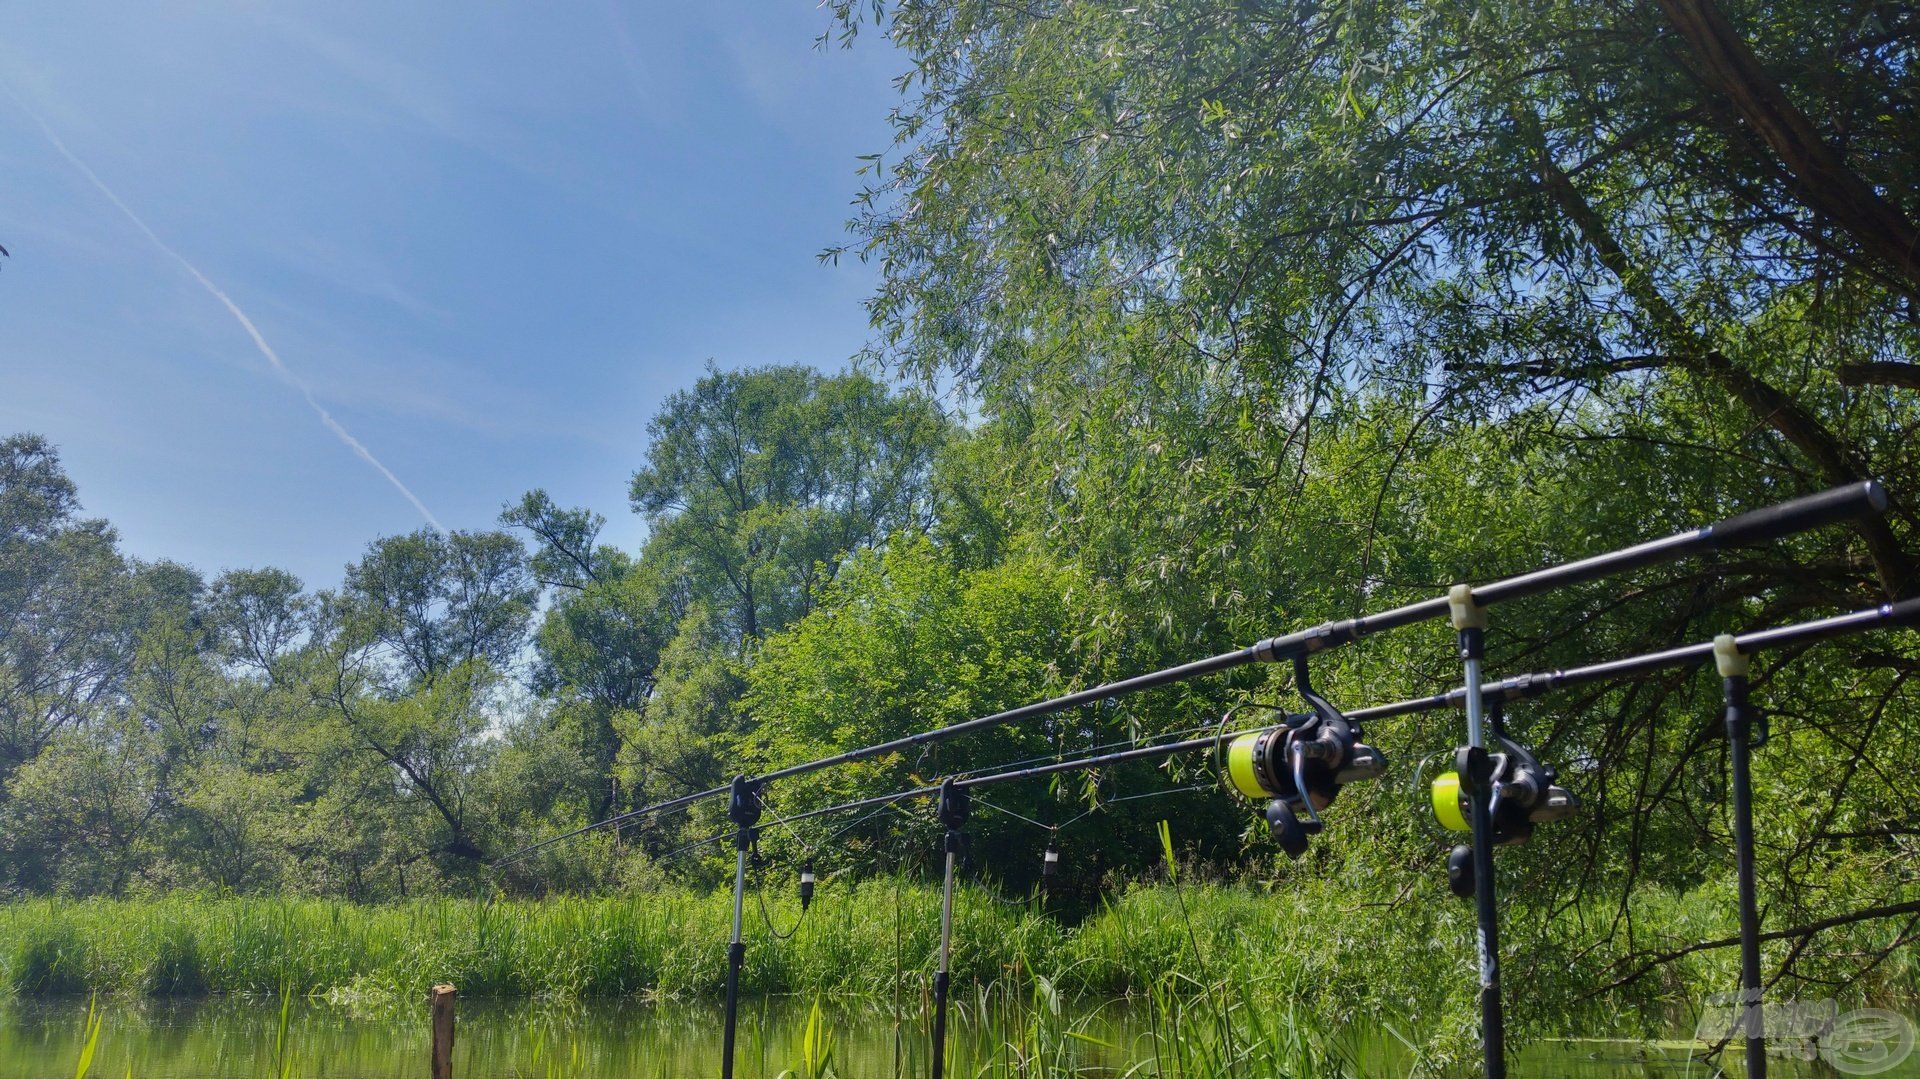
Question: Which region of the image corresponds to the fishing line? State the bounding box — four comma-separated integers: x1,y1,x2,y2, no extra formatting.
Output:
1055,801,1102,832
754,790,820,860
493,785,728,869
719,601,1918,870
481,485,1899,1079
938,719,1238,784
1406,749,1462,843
571,600,1917,1079
748,790,823,940
656,829,733,863
1210,700,1292,798
1103,783,1214,805
755,870,805,941
491,796,701,872
817,793,922,849
963,796,1053,907
970,794,1049,831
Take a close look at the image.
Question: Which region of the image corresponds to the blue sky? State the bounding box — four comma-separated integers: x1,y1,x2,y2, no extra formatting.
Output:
0,1,900,588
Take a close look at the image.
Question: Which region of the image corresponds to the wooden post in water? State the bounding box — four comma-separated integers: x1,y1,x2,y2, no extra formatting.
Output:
429,984,457,1079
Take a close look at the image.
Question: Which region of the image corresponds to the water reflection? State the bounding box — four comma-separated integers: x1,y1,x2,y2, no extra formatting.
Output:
1,996,1914,1077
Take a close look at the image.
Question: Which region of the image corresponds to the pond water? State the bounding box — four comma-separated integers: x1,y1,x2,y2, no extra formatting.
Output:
3,995,1916,1077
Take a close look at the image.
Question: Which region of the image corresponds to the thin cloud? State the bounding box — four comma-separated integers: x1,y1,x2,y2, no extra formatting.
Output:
8,88,446,532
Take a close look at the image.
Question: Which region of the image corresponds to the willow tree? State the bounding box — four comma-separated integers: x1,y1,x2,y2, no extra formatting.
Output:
831,0,1918,999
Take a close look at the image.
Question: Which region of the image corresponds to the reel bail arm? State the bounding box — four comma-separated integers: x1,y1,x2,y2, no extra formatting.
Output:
1433,701,1580,896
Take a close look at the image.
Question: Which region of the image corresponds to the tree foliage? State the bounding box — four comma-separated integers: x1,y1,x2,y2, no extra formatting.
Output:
4,0,1916,1014
817,0,1920,994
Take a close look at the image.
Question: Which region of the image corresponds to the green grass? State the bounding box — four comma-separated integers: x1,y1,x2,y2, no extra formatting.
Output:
0,885,1054,1002
4,877,1914,1075
0,881,1456,1008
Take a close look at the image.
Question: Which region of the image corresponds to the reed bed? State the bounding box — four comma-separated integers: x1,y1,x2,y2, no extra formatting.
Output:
0,884,1053,1001
10,879,1918,1078
3,877,1911,1036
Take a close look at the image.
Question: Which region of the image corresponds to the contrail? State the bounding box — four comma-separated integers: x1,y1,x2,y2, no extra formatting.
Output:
10,91,446,532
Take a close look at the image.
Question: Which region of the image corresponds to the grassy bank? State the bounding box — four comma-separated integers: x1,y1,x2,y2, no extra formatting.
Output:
5,879,1913,1061
0,881,1468,1073
0,882,1462,1004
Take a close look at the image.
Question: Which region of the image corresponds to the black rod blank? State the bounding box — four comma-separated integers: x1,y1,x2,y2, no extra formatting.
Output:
756,483,1888,792
1350,598,1920,723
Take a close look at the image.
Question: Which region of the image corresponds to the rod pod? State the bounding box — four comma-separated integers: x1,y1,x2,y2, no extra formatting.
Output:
1716,636,1768,1078
931,778,970,1079
1451,585,1506,1079
721,774,761,1079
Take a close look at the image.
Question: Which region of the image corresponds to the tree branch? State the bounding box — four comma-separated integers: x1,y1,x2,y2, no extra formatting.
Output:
1649,0,1920,293
1585,899,1920,998
1837,362,1920,391
1526,115,1915,595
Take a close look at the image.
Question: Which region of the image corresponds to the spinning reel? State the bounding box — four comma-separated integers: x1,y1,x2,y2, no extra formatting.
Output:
937,778,971,860
1429,708,1578,897
1225,656,1389,857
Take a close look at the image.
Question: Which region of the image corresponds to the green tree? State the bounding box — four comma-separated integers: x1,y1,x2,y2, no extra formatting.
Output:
503,493,675,824
829,0,1920,991
630,363,950,643
744,536,1242,884
340,528,535,690
3,712,166,895
0,435,140,787
505,365,953,838
311,528,536,872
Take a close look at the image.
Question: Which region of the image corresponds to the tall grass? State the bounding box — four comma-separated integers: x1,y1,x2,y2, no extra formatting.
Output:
0,885,1055,1002
4,877,1912,1069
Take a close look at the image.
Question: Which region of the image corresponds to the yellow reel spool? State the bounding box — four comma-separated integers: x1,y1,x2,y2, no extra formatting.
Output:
1430,771,1470,833
1226,731,1272,799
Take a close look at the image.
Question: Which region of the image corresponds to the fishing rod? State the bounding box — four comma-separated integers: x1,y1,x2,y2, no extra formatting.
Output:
490,724,1231,875
733,599,1916,830
702,599,1913,1079
845,600,1917,1079
763,599,1914,1079
1152,595,1917,1079
747,483,1886,792
519,481,1886,1079
497,480,1886,869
